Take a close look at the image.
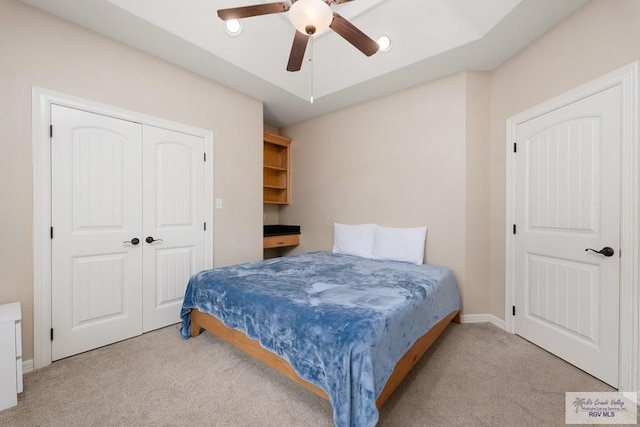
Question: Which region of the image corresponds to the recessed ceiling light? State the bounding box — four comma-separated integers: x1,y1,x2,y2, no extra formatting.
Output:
225,19,242,35
377,35,392,52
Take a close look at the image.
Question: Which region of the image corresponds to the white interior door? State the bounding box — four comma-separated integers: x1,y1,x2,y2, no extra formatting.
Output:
51,105,143,360
141,126,205,332
513,86,621,387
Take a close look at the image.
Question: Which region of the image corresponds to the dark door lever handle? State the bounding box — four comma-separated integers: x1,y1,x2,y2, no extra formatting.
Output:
123,238,140,245
145,236,163,244
585,247,615,257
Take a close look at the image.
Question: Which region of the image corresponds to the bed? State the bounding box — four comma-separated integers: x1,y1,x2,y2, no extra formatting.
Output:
180,251,461,427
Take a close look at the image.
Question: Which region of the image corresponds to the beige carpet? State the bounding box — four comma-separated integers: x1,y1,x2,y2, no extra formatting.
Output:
0,322,613,426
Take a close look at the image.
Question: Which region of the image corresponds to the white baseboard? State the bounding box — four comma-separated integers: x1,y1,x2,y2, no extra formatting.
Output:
460,313,506,330
23,359,34,375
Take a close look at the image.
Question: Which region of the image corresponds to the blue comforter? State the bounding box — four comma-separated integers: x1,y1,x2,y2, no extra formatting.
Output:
180,252,461,427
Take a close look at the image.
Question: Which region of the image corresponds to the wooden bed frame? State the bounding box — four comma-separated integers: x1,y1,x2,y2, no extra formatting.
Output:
190,308,460,408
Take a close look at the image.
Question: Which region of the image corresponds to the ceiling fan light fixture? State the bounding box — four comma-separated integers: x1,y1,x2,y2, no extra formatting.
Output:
289,0,333,35
377,35,392,51
225,19,242,35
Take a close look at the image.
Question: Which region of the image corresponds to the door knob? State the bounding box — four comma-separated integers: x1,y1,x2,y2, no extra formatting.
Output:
585,247,615,257
123,238,140,245
145,236,163,244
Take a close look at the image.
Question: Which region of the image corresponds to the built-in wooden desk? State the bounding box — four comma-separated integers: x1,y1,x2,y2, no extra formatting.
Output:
263,225,300,249
264,234,299,249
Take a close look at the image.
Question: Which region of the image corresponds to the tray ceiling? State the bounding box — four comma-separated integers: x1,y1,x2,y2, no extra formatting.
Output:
20,0,588,126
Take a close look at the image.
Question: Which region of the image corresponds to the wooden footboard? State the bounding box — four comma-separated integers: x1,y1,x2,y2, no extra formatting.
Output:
190,308,459,408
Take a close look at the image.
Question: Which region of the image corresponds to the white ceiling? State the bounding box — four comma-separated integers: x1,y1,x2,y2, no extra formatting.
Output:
20,0,589,127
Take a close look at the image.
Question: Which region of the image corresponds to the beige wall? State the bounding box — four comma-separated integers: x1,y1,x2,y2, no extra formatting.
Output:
280,72,492,315
0,0,264,361
464,72,491,315
488,0,640,318
263,204,280,225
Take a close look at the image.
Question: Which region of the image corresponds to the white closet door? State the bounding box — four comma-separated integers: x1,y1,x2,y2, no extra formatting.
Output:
51,105,143,361
141,125,205,332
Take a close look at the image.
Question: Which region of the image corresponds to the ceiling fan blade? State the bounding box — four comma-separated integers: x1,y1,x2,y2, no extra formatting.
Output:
217,2,290,21
329,0,356,3
287,30,309,72
329,13,379,57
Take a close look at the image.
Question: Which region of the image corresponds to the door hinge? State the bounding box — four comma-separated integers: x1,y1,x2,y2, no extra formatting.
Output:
50,125,53,138
50,226,54,239
513,224,516,234
50,328,54,341
203,222,206,231
512,306,516,316
513,142,517,153
203,152,206,162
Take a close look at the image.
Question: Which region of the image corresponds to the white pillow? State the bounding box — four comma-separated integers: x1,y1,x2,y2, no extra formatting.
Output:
373,225,428,265
332,223,376,259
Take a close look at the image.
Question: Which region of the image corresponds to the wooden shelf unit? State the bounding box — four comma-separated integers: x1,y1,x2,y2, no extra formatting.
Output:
263,132,291,204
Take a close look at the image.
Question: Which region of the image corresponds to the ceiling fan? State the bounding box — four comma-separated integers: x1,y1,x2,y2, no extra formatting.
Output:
217,0,380,72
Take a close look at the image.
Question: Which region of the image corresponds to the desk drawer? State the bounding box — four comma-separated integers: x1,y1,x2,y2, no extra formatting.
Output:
263,234,299,249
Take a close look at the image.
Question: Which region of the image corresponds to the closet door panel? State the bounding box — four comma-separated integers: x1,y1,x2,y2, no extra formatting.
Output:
51,105,143,360
142,125,205,332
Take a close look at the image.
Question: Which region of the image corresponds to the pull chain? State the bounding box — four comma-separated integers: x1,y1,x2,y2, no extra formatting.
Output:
309,35,314,104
